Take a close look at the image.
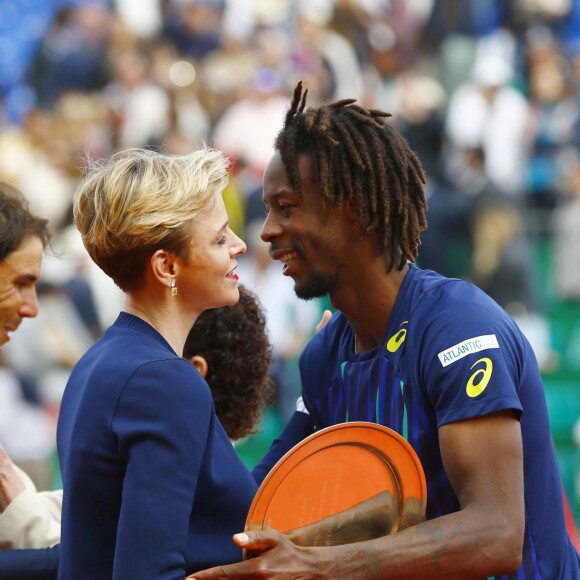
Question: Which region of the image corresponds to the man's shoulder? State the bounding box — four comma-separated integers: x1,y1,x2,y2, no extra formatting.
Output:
408,267,504,322
401,268,521,364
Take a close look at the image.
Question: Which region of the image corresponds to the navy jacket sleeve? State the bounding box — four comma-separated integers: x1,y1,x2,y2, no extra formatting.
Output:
111,360,213,578
0,544,59,579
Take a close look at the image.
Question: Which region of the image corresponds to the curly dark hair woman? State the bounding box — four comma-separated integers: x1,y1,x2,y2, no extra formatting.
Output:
183,285,275,441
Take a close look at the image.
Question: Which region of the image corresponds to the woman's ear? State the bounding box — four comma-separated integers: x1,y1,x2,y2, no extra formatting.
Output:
150,249,177,288
188,355,208,378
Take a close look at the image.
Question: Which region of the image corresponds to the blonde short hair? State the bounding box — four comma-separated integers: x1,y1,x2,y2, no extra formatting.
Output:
74,147,230,291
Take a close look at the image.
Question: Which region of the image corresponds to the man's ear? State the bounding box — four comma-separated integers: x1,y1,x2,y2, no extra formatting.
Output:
342,200,358,223
188,355,208,378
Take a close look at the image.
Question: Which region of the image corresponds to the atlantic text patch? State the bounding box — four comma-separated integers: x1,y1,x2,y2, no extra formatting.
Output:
438,334,499,367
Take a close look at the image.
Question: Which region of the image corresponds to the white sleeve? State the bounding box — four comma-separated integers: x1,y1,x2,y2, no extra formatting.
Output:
296,396,310,415
0,465,62,549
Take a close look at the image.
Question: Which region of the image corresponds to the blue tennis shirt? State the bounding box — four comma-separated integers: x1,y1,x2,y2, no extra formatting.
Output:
299,265,580,579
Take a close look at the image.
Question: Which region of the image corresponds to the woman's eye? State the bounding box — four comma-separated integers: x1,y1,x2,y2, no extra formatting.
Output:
218,235,227,245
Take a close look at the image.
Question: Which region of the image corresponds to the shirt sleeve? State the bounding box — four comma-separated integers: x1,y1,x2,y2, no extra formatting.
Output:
414,288,524,427
0,488,62,549
0,464,61,550
111,358,212,579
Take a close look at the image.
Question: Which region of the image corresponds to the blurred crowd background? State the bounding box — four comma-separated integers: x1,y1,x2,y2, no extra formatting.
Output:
0,0,579,526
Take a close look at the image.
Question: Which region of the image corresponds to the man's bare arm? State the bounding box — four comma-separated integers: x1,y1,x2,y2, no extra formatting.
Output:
189,411,524,580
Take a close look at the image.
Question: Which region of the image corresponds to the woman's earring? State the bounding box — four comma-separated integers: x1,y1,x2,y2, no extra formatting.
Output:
170,279,178,297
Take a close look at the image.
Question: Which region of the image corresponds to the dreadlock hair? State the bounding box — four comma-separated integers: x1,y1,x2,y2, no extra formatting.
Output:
275,81,428,271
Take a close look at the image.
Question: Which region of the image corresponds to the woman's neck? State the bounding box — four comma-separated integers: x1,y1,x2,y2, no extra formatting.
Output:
123,299,198,357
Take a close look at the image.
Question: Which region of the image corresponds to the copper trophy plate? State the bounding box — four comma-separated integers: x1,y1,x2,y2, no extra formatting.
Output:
245,421,426,551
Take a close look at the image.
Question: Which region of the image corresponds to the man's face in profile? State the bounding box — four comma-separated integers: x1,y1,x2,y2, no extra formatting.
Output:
0,235,43,347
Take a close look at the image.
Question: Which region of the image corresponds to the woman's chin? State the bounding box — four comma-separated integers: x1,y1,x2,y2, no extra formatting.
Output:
221,286,241,307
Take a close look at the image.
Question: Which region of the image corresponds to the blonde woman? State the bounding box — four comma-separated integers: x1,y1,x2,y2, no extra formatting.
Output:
56,147,254,579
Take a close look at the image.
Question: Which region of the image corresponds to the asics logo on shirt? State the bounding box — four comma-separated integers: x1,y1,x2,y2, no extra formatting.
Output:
466,357,493,397
386,321,408,352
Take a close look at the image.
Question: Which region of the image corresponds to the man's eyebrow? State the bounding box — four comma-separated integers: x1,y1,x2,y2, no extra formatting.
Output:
262,190,297,203
17,274,38,283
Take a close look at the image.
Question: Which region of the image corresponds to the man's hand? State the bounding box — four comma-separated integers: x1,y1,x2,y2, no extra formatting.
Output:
187,530,326,579
0,444,25,513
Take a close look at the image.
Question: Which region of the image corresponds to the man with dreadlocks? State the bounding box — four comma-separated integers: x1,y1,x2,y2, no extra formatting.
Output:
191,83,580,579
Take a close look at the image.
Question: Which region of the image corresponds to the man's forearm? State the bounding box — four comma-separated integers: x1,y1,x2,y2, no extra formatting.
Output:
284,491,405,547
300,508,521,580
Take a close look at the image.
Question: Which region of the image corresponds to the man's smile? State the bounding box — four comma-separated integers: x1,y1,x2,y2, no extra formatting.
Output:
270,248,300,274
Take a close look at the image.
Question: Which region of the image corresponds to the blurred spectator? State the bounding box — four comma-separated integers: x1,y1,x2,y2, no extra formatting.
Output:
393,71,471,278
115,0,164,39
0,358,55,492
422,138,502,278
104,44,172,147
0,108,75,228
424,1,514,98
425,0,510,45
197,29,260,122
446,51,530,195
292,0,363,102
28,4,113,108
396,72,447,180
147,40,212,147
212,68,288,189
523,27,580,209
471,195,538,314
0,0,55,124
51,90,113,172
470,193,553,369
55,224,124,330
163,0,224,62
333,0,431,93
551,152,580,299
513,0,580,57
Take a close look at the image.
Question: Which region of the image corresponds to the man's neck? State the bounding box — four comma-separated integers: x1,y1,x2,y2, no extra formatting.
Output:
330,263,409,354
